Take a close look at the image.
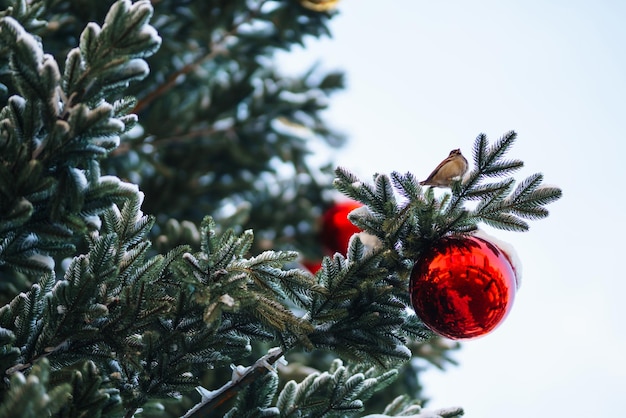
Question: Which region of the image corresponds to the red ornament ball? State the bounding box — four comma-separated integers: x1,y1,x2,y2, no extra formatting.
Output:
409,236,518,340
320,200,362,254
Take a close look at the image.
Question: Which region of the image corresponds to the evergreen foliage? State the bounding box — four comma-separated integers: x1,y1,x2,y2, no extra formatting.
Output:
274,359,397,417
0,0,561,417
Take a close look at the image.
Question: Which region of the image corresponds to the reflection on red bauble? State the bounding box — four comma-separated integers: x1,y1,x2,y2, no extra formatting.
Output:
320,200,362,254
410,236,518,340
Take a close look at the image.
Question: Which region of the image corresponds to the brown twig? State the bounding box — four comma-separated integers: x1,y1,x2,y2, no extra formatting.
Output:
131,3,267,115
182,347,284,418
131,47,225,114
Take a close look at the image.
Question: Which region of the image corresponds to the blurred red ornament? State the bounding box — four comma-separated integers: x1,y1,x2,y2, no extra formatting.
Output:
320,200,362,254
410,236,518,340
302,259,322,274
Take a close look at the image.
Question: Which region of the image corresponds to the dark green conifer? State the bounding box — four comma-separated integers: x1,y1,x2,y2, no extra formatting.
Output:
0,1,561,416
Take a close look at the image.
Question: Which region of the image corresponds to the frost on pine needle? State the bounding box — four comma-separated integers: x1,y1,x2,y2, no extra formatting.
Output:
27,253,55,271
231,364,250,382
363,406,464,418
271,116,315,141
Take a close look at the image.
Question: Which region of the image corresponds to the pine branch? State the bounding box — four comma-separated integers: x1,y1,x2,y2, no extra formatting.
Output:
445,131,561,234
0,0,161,284
131,0,270,114
64,0,160,107
103,2,344,248
224,370,280,418
307,245,426,369
0,193,218,411
183,347,285,418
275,358,398,418
378,395,464,418
182,216,317,346
472,130,523,177
52,360,124,417
133,0,336,113
0,358,71,418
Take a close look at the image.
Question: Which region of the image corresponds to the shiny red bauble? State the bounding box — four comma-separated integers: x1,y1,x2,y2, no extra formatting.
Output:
320,200,362,254
409,236,518,340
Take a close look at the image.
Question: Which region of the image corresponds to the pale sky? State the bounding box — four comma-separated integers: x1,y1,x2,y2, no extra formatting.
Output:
279,1,626,416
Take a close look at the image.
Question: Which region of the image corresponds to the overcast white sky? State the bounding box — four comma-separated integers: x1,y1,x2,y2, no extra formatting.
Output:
279,1,626,416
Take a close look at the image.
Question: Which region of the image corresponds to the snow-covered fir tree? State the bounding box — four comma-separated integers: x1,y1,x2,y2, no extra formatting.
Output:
0,1,561,417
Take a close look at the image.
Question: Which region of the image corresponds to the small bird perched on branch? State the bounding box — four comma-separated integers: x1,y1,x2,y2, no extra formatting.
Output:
419,149,468,187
